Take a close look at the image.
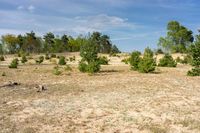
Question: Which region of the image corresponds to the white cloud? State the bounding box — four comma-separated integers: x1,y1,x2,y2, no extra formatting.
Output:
17,5,24,10
27,5,35,12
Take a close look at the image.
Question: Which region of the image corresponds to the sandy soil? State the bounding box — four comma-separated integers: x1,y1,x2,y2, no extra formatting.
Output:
0,53,200,133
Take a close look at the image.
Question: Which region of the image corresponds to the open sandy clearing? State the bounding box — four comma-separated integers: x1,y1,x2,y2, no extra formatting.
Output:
0,54,200,133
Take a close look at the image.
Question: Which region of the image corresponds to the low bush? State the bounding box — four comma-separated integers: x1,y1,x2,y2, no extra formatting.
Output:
182,55,192,64
0,55,5,61
78,61,88,73
158,54,177,67
35,56,44,64
53,66,62,75
9,58,19,68
98,56,109,65
86,61,101,73
45,53,50,60
58,56,66,65
65,64,72,71
187,67,200,76
69,56,76,62
50,54,57,58
21,55,28,63
130,48,156,73
121,58,130,64
130,51,141,70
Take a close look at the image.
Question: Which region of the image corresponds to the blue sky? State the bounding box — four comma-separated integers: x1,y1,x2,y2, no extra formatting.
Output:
0,0,200,52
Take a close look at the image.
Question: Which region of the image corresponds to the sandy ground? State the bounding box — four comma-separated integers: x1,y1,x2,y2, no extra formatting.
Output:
0,53,200,133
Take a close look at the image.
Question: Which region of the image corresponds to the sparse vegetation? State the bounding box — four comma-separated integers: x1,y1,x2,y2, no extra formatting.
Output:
9,58,19,68
53,66,62,75
187,31,200,76
1,72,6,76
21,55,28,64
35,56,44,64
58,56,66,65
98,56,109,65
0,55,5,61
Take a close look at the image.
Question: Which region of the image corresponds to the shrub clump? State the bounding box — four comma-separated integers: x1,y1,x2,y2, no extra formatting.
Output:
50,54,57,58
45,53,50,60
0,55,5,61
69,56,76,62
121,58,130,64
158,53,177,67
21,55,28,64
187,34,200,76
98,56,109,65
58,56,66,65
130,48,156,73
130,51,141,70
79,39,100,73
35,56,44,64
9,58,19,68
53,66,62,75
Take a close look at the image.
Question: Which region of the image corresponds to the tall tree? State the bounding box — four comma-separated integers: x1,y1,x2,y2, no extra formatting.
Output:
24,31,41,53
158,21,194,53
1,34,18,54
61,34,69,51
43,32,55,52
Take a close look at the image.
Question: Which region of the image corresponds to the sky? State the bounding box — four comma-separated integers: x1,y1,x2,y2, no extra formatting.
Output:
0,0,200,52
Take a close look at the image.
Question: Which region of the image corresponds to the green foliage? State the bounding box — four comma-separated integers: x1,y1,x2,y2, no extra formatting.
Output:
45,53,50,60
9,58,19,68
187,67,200,76
50,54,57,58
53,66,62,75
98,56,109,65
110,45,121,55
65,64,72,71
121,58,130,64
158,54,177,67
58,56,66,65
79,39,101,73
21,55,28,63
130,51,141,70
187,32,200,76
130,48,156,73
0,55,5,61
155,48,164,54
69,56,76,62
78,61,88,73
86,61,101,73
35,56,44,64
158,21,194,53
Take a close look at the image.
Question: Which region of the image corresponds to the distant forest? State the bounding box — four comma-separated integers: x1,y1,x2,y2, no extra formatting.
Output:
0,31,120,55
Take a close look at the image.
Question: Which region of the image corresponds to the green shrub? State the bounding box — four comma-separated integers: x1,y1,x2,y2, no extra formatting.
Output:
187,67,200,76
86,61,100,73
35,56,44,64
155,48,164,54
50,54,57,58
0,55,5,61
21,55,28,63
45,53,50,60
65,64,72,71
58,56,66,65
69,56,76,62
182,55,192,64
53,66,62,75
158,54,177,67
79,39,101,73
130,51,141,70
98,56,109,65
121,58,130,64
9,58,19,68
138,48,156,73
176,57,182,63
78,61,88,73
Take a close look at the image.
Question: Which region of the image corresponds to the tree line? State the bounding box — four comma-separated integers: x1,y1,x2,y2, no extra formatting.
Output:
0,31,120,55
